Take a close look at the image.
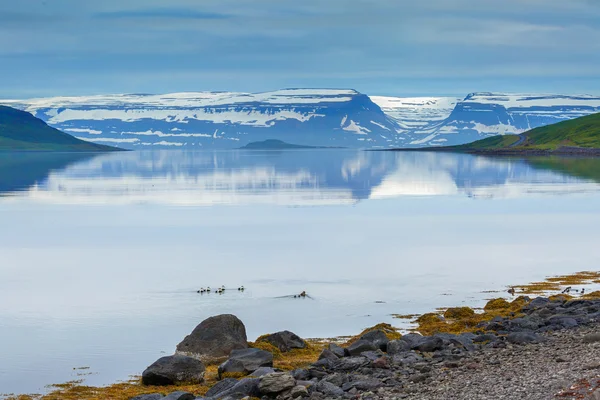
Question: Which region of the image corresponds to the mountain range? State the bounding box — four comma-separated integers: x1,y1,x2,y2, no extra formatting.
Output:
3,90,600,150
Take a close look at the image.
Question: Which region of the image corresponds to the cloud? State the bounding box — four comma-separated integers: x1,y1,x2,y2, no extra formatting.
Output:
93,8,230,20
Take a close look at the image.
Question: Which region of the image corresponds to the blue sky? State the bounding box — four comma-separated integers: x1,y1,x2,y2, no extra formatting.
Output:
1,0,600,98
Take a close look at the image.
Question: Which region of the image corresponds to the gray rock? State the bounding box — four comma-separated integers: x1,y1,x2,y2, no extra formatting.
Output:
415,337,444,352
141,355,206,386
249,367,280,377
524,297,550,310
399,333,425,348
510,317,541,331
258,372,296,395
333,356,369,371
291,369,310,380
176,314,248,363
323,372,346,387
163,392,194,400
359,330,390,351
546,316,578,329
318,348,339,361
346,340,377,356
218,348,273,378
205,378,239,397
328,343,346,358
360,350,385,361
473,334,498,343
290,385,309,398
130,395,164,400
209,378,260,399
345,378,383,391
507,332,542,344
315,380,344,397
583,333,600,343
258,331,307,352
386,340,410,354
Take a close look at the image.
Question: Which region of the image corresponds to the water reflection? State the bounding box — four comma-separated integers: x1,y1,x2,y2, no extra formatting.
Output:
1,150,599,205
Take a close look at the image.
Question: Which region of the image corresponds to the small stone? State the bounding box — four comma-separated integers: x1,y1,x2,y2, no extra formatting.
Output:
205,378,238,397
218,348,273,378
583,333,600,343
315,380,344,397
372,356,390,369
141,355,205,386
318,348,339,361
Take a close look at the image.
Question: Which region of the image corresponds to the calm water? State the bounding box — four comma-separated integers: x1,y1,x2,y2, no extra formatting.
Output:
2,150,600,395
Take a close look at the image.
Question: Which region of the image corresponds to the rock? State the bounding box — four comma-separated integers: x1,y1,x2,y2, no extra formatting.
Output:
141,355,206,386
205,378,239,397
507,332,541,345
360,350,385,361
323,372,346,387
290,385,309,398
258,331,307,352
546,316,578,329
218,348,273,378
291,369,310,380
258,372,296,395
315,380,344,397
359,330,390,351
348,378,383,391
250,367,280,377
473,334,498,343
524,297,550,310
509,317,541,331
372,356,389,369
208,378,260,399
346,340,377,356
386,340,410,354
176,314,248,363
163,392,194,400
333,356,369,371
415,337,444,352
318,348,339,361
328,343,346,358
130,395,164,400
399,333,424,348
583,333,600,343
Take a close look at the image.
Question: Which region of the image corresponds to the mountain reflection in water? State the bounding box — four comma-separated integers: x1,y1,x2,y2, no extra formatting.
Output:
1,150,599,205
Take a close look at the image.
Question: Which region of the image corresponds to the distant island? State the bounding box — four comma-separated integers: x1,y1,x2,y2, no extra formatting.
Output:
0,106,123,152
395,112,600,156
240,139,341,150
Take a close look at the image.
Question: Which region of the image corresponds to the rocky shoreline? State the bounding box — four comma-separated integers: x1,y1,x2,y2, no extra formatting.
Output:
130,294,600,400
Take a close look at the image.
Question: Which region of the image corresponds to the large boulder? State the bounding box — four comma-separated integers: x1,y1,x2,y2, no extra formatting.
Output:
176,314,248,363
204,378,239,397
258,372,296,395
346,340,377,356
218,348,273,379
207,378,261,399
141,355,205,386
359,330,390,351
163,392,194,400
258,330,307,352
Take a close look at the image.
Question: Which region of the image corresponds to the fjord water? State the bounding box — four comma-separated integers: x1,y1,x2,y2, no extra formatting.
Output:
2,150,600,395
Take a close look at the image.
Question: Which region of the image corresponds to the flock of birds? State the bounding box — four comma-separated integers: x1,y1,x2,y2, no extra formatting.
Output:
507,286,585,296
197,286,245,294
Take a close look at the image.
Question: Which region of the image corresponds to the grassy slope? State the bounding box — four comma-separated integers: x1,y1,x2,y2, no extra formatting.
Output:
457,112,600,151
0,106,120,152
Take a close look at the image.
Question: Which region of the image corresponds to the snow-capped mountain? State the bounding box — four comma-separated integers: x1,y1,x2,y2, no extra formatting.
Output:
3,89,401,149
387,93,600,147
4,90,600,149
369,96,460,130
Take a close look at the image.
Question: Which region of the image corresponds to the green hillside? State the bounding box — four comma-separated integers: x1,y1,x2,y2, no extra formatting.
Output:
456,112,600,153
0,106,121,152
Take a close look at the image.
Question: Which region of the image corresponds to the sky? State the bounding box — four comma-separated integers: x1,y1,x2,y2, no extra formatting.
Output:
1,0,600,98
